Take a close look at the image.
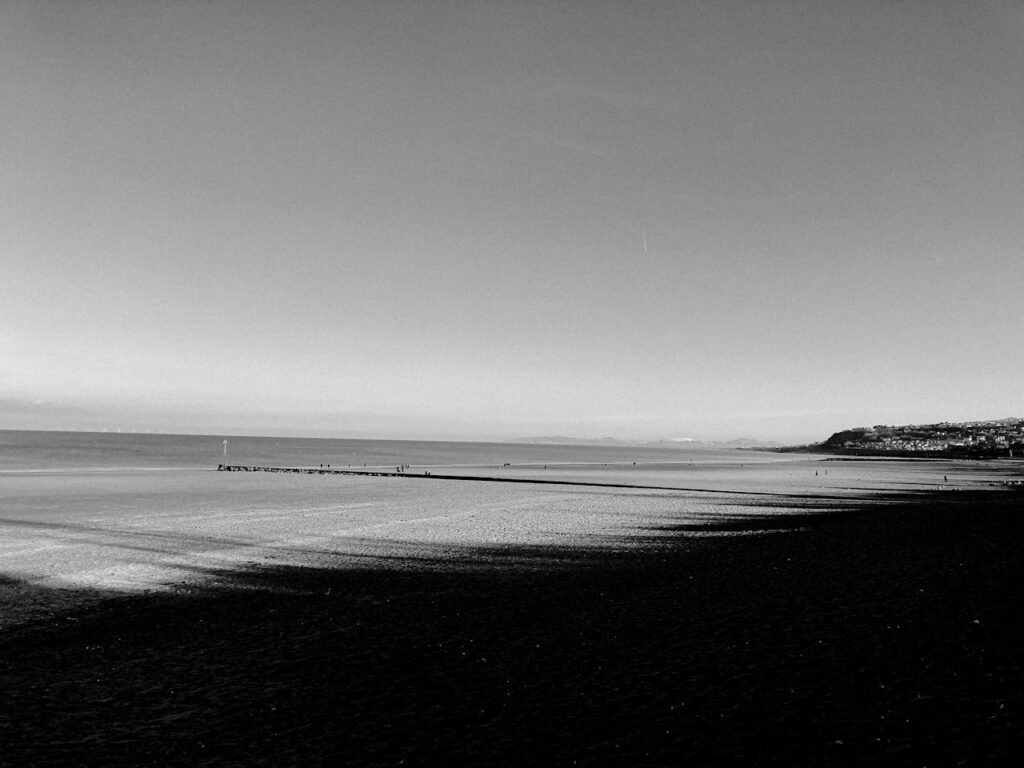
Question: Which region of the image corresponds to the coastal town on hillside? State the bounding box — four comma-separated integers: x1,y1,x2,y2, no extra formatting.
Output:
820,418,1024,457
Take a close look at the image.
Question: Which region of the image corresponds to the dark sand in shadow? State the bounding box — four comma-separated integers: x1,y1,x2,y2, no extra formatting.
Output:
1,489,1022,766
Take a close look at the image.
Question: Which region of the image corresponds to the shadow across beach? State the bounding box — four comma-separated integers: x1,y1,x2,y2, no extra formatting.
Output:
1,490,1022,766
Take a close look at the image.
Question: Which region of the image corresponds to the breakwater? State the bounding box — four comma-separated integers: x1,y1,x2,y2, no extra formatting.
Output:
215,465,1022,496
216,463,676,489
218,464,404,478
214,464,866,500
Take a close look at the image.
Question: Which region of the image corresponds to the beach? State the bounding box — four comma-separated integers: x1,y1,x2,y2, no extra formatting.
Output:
1,450,1022,765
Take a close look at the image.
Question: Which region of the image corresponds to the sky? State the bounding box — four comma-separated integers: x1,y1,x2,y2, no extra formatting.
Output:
2,0,1022,443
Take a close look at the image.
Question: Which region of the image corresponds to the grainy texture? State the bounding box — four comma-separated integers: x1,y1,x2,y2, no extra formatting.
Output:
1,490,1021,766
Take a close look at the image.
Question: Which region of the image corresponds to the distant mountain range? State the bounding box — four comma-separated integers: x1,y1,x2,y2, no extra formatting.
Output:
780,417,1024,458
505,436,783,449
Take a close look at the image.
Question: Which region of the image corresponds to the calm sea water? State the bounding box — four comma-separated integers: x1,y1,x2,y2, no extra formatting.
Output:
0,430,759,473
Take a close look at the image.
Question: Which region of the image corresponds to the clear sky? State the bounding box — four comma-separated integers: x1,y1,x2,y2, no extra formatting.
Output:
2,1,1022,443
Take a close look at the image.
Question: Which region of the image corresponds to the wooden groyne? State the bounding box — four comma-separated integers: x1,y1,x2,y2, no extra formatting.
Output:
216,463,679,489
218,464,406,479
213,465,884,500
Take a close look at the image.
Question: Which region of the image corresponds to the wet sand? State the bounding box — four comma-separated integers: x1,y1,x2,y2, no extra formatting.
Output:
1,464,1022,765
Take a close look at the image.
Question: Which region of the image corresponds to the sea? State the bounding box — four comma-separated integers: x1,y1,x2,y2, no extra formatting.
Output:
0,429,759,473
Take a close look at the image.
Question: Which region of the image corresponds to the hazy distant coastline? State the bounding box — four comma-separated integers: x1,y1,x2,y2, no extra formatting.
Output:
506,436,783,449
